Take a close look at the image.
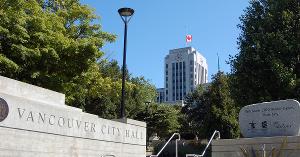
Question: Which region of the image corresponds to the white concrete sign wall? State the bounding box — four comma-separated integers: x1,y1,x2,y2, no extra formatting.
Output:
212,136,300,157
239,99,300,138
0,76,146,157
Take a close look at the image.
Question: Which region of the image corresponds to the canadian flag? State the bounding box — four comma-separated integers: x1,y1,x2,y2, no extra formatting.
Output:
186,34,192,42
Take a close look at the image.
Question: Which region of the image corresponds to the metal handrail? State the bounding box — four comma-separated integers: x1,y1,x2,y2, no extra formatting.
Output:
101,155,115,157
186,130,220,157
150,133,181,157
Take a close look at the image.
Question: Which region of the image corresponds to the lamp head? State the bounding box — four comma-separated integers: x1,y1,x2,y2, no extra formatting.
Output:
118,8,134,17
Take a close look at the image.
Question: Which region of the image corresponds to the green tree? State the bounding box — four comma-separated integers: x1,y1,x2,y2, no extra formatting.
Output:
135,103,181,139
63,64,122,119
182,72,239,139
99,59,122,81
0,0,115,92
66,63,157,119
181,85,208,137
127,76,157,118
230,0,300,107
204,72,239,139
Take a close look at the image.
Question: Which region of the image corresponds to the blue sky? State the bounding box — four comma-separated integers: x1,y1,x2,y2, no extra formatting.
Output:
80,0,250,88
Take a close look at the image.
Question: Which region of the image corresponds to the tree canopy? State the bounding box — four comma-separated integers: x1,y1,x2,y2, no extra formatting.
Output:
135,103,181,140
230,0,300,107
0,0,115,91
182,72,239,139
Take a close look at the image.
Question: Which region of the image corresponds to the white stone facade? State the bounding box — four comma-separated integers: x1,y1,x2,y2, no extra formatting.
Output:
164,47,208,103
239,99,300,138
0,76,146,157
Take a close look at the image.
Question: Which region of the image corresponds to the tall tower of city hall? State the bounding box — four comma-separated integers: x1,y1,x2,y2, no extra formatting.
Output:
164,47,208,104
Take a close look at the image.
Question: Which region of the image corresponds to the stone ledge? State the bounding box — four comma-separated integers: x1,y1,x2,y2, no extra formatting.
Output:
113,118,146,128
213,136,300,146
0,76,65,107
212,136,300,157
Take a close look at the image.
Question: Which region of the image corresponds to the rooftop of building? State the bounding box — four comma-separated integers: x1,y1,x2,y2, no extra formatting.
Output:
169,46,195,54
165,46,207,63
156,88,164,91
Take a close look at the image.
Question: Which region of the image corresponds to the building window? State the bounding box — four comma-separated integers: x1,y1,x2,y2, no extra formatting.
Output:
166,70,168,75
166,64,168,68
190,61,193,65
166,90,168,94
166,97,168,101
166,83,168,88
166,77,168,81
172,92,175,101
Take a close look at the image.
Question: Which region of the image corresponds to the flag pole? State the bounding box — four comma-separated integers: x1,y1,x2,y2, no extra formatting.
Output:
185,26,188,47
217,53,220,72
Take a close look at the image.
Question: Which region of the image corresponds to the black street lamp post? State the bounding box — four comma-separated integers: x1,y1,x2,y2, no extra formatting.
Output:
118,8,134,119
